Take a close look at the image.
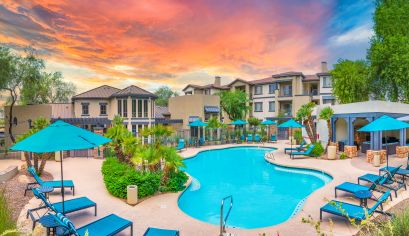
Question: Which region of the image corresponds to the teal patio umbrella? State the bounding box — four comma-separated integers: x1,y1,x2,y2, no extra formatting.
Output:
10,120,111,213
261,120,277,140
188,120,208,145
358,115,409,166
278,119,304,153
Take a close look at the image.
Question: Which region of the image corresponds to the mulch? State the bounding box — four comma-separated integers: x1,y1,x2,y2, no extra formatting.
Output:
0,170,53,221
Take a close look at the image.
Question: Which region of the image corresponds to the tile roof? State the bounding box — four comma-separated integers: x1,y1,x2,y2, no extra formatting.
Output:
272,71,304,78
72,85,120,99
111,85,157,98
182,83,229,91
250,77,272,85
155,105,170,118
303,74,319,81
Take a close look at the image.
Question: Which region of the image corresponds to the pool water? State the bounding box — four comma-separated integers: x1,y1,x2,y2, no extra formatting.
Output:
178,147,332,229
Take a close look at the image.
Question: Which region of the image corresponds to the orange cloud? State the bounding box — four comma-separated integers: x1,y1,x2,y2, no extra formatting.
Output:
0,0,330,92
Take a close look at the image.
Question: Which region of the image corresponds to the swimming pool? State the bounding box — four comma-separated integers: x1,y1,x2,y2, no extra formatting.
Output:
178,146,332,229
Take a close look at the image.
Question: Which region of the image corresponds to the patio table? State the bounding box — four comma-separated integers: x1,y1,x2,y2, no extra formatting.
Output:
354,190,372,207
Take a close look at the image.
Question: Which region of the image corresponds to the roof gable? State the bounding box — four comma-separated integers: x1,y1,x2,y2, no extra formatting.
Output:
112,85,157,98
72,85,120,99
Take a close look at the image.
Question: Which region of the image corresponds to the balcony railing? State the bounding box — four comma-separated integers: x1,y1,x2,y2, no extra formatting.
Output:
279,91,292,97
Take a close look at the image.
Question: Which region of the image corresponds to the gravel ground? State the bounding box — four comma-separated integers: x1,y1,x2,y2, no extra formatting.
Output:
0,171,53,221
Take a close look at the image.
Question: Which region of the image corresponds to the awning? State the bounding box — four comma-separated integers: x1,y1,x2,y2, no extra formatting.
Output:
155,119,183,124
51,118,111,126
189,116,200,122
322,95,335,100
204,106,220,113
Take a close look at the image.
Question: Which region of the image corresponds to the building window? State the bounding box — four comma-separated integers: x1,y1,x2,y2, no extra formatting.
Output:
254,102,263,112
137,124,143,136
117,100,122,116
132,124,137,136
132,99,136,117
269,101,275,112
254,85,262,95
323,76,332,88
281,85,292,96
269,83,277,94
204,89,210,95
100,103,107,116
323,99,335,105
123,99,128,117
138,99,143,117
185,91,193,95
143,100,148,117
81,103,89,116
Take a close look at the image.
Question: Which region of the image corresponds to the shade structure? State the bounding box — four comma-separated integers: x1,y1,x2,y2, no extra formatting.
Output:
230,119,248,125
358,115,409,166
188,119,208,127
398,115,409,122
10,120,111,213
261,120,277,125
278,119,303,155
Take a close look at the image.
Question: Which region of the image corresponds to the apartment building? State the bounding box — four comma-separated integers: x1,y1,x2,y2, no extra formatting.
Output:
179,61,335,121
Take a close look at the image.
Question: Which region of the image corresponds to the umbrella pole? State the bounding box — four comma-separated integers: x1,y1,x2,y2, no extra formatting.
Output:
385,133,389,167
290,127,292,155
60,150,65,214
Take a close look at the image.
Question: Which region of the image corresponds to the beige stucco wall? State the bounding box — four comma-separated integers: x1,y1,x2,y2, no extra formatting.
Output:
4,104,52,148
168,94,220,129
292,95,311,116
73,99,111,118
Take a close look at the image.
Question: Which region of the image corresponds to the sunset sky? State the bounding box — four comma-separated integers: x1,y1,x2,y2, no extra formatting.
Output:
0,0,374,93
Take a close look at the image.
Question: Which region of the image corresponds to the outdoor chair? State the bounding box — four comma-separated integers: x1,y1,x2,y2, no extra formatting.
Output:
144,227,180,236
284,140,306,154
380,163,409,183
176,139,185,151
320,190,391,222
25,166,75,196
270,134,277,142
289,144,315,159
199,137,205,146
334,177,392,200
27,188,96,230
254,134,261,143
358,166,406,198
247,134,253,142
49,212,133,236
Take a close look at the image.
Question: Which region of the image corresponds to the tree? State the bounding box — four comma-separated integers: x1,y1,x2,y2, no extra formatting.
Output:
319,107,334,151
368,0,409,102
296,102,316,143
160,146,185,180
331,59,370,104
247,117,261,138
154,86,178,106
219,90,250,120
17,117,51,175
206,116,222,141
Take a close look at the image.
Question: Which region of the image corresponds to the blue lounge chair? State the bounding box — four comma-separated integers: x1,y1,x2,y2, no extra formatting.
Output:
49,212,133,236
270,134,277,142
289,144,315,159
199,137,205,146
334,177,392,200
380,165,409,183
144,227,180,236
176,139,185,151
240,135,245,142
284,140,306,154
254,134,261,142
320,190,391,222
25,166,75,196
247,134,253,142
27,188,96,230
358,166,406,198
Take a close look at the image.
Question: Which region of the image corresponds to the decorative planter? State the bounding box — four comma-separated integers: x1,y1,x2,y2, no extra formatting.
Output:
344,145,358,158
366,150,386,164
55,151,61,162
127,185,138,205
373,151,381,167
327,146,337,160
396,146,409,158
20,151,26,161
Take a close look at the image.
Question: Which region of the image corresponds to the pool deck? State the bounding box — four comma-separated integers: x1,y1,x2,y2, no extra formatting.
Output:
13,140,409,236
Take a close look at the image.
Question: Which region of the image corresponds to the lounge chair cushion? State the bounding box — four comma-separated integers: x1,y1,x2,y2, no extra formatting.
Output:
321,200,369,221
381,166,409,176
144,227,179,236
76,214,132,236
358,173,382,183
53,197,96,214
336,182,371,193
43,180,74,188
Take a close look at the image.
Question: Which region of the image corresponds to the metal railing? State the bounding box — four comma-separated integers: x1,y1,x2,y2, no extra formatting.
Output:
220,195,233,236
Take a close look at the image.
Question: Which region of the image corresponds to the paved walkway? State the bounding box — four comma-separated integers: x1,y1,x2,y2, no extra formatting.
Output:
13,141,409,236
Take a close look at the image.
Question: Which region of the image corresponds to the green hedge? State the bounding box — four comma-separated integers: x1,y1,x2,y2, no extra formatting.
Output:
0,189,18,235
307,141,325,157
102,157,187,199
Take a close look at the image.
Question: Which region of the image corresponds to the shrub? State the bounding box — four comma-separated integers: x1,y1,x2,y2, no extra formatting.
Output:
161,171,188,192
102,157,161,199
308,141,325,157
294,130,303,144
339,152,347,160
0,189,18,235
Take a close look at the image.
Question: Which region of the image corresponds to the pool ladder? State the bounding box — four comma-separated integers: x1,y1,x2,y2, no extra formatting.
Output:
220,195,233,236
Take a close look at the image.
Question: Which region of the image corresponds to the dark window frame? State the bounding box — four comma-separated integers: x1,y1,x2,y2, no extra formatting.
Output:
81,103,89,116
254,102,263,112
269,101,275,112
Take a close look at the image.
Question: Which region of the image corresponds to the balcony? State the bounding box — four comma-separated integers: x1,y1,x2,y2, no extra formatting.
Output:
279,90,292,97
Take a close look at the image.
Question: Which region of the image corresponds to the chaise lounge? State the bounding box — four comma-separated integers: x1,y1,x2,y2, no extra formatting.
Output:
358,166,406,197
25,166,75,196
289,144,315,159
144,227,180,236
176,139,185,151
284,140,306,154
28,188,97,229
320,190,391,222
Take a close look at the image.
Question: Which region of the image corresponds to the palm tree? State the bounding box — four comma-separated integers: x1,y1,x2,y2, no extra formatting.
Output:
135,145,161,171
161,146,185,180
296,102,317,143
319,106,334,151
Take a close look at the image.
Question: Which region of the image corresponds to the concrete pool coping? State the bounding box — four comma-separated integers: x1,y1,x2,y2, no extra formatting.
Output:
14,140,409,236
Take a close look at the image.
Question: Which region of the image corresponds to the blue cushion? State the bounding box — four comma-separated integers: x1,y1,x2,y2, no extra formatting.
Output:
321,201,368,221
144,227,179,236
53,197,95,214
43,180,74,188
76,214,132,236
336,182,371,193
